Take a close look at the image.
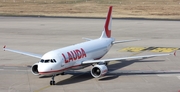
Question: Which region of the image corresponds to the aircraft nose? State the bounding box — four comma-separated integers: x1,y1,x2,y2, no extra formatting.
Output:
38,64,53,75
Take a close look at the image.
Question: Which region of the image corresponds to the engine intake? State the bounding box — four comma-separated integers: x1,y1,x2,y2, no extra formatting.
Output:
91,64,108,78
31,63,40,75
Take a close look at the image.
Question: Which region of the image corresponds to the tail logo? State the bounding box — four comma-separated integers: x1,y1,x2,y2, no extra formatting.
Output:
104,6,112,38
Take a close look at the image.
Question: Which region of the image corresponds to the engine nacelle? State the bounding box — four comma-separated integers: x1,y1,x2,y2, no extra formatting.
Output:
31,63,40,76
91,64,108,78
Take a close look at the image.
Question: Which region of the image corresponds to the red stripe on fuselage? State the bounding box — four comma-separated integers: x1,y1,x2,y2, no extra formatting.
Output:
39,64,81,75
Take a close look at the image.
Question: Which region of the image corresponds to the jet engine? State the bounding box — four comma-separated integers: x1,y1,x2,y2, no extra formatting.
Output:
91,64,108,78
31,63,39,75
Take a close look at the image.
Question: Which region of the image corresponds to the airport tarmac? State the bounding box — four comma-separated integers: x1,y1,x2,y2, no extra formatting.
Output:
0,17,180,92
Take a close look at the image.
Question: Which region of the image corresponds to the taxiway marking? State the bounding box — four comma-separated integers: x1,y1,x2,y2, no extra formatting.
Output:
16,70,27,71
151,47,179,52
121,47,179,52
157,74,180,80
177,76,180,80
34,85,51,92
3,66,18,69
121,47,146,52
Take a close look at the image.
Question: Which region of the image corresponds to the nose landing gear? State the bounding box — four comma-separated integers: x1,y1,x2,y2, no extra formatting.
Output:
50,75,55,85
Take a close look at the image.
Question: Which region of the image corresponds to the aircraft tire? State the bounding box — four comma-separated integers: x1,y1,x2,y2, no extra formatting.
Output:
53,81,55,85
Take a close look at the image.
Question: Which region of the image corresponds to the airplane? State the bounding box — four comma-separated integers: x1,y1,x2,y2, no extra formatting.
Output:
3,6,176,85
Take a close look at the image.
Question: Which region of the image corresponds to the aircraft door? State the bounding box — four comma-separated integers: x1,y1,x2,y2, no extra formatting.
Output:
61,58,65,68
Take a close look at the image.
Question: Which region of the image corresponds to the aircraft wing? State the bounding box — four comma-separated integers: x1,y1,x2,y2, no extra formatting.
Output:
3,46,42,59
82,52,176,64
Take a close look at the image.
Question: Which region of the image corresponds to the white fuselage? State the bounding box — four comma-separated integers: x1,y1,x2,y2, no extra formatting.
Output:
38,38,114,75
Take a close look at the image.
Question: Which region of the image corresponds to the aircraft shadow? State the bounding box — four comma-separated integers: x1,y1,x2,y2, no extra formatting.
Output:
107,59,164,73
99,70,180,81
56,72,93,85
99,59,164,80
39,75,52,78
39,59,163,79
38,59,180,85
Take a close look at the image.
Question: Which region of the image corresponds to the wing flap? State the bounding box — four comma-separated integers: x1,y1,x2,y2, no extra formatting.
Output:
3,46,42,59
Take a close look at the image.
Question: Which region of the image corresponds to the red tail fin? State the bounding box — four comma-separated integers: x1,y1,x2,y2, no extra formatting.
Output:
101,6,112,38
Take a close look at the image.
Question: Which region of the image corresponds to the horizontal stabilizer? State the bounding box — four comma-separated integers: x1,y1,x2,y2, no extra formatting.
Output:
82,37,93,41
113,39,141,44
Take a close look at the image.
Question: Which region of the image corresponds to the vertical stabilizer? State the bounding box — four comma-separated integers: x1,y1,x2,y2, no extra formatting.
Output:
100,6,112,38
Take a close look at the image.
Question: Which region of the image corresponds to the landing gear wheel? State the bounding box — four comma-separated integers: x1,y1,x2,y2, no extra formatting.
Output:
50,81,52,85
50,81,56,85
50,75,56,85
53,81,55,85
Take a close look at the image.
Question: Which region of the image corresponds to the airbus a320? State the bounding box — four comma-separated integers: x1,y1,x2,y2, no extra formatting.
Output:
3,6,175,85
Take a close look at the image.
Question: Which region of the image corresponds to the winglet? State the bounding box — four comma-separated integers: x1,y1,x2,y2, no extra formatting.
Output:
3,45,6,51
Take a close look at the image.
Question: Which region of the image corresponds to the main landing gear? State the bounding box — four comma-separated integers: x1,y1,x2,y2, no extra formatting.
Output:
50,75,55,85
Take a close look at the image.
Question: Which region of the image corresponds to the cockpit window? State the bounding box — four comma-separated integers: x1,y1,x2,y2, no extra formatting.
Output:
40,59,57,63
44,60,50,63
40,59,44,63
50,59,54,63
53,59,57,63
